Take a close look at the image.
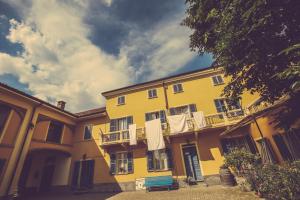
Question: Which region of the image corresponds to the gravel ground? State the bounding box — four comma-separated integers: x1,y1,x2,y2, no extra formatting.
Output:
21,185,262,200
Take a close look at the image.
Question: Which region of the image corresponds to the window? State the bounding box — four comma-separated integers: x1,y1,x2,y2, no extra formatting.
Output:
110,152,133,174
0,105,11,137
173,83,183,93
46,121,64,143
212,75,224,85
169,104,197,117
71,159,95,188
110,116,133,132
273,131,300,161
117,96,125,105
147,149,172,171
84,125,93,140
220,135,257,154
273,134,293,161
145,110,166,123
214,99,241,113
148,89,157,98
0,159,6,177
256,138,277,163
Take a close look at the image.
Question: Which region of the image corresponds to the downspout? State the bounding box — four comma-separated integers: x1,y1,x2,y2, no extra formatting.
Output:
251,115,264,139
162,82,169,110
6,103,42,198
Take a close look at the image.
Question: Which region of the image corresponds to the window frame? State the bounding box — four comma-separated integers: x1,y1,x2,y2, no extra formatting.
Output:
117,96,125,105
211,75,224,86
147,149,171,171
169,104,197,117
148,89,158,99
145,110,166,124
109,116,133,132
46,121,64,144
214,98,241,113
83,124,93,140
110,151,134,175
173,83,183,93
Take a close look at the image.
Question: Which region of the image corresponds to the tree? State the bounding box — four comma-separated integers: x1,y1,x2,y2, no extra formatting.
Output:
183,0,300,103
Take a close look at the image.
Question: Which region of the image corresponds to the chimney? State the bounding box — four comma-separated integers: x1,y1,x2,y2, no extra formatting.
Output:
57,101,66,110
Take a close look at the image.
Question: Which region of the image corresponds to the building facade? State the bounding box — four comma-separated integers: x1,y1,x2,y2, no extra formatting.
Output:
0,67,298,199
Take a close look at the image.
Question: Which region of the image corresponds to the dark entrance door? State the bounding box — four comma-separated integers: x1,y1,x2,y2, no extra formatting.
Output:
182,144,203,181
39,164,55,192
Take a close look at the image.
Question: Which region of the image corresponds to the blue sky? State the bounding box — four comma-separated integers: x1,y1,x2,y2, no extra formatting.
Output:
0,0,213,111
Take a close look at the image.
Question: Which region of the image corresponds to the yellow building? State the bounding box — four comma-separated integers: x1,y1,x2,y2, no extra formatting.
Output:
0,67,298,199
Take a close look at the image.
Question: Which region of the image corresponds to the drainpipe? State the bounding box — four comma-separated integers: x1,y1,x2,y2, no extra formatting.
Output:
162,82,169,110
6,103,42,199
251,115,264,139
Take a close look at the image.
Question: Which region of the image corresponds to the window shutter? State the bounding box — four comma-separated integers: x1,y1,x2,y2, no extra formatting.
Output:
166,148,173,169
71,161,80,187
178,84,183,91
127,152,134,173
127,116,133,124
153,89,157,97
159,110,166,123
110,120,116,132
127,116,133,129
169,108,176,115
189,104,197,113
110,153,116,175
87,160,95,188
147,151,154,171
217,76,223,84
173,84,177,93
145,113,150,121
212,76,218,85
214,100,222,113
148,90,152,98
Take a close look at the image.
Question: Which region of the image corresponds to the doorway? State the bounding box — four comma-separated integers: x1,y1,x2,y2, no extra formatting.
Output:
182,144,203,181
39,164,55,192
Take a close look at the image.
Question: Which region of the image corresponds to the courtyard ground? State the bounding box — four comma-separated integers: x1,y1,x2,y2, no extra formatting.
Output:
21,185,262,200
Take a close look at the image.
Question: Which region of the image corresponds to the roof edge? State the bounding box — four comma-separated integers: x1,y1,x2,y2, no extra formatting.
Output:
102,66,222,98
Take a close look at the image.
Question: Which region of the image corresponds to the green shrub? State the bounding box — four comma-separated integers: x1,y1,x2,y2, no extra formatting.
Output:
246,161,300,200
224,147,261,175
223,148,300,199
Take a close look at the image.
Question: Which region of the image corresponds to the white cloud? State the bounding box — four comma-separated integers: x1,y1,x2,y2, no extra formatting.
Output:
0,0,196,112
120,14,196,80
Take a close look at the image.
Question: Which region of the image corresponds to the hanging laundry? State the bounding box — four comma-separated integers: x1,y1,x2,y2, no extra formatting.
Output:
193,111,207,129
145,118,165,151
129,124,137,145
167,114,189,134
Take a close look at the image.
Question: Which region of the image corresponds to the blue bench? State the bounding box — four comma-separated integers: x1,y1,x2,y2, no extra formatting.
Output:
145,176,174,192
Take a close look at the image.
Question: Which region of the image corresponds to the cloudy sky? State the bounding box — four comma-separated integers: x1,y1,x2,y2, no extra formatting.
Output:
0,0,213,112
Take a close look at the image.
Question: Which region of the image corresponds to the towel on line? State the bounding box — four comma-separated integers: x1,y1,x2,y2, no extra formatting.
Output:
145,119,165,151
129,124,137,145
193,111,206,129
167,114,189,134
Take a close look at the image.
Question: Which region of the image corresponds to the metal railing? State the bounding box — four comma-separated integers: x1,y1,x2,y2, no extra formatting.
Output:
100,110,247,145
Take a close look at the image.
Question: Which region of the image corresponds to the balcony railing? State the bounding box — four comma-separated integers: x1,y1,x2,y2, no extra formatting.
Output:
100,110,247,146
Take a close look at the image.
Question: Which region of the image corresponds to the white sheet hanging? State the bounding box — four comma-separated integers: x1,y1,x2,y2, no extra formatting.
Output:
193,111,207,129
167,114,189,134
129,124,137,145
145,119,165,151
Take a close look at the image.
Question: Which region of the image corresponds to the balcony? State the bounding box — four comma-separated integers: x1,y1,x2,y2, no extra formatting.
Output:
100,109,246,146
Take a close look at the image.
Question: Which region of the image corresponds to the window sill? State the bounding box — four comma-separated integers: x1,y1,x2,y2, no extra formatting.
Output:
148,169,171,172
148,96,158,99
213,82,224,86
117,103,125,106
111,172,133,176
173,90,184,94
